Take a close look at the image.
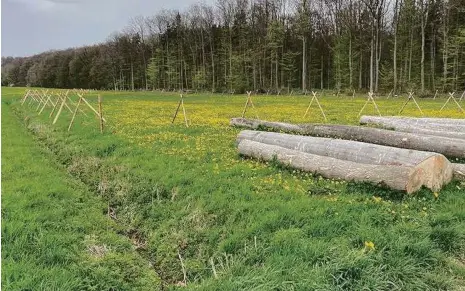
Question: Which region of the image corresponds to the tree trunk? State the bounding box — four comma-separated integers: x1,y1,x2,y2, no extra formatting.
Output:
302,36,307,91
321,55,324,89
393,0,399,93
237,138,453,194
360,116,465,139
421,10,426,93
349,34,353,89
231,118,465,158
360,115,465,128
369,17,374,93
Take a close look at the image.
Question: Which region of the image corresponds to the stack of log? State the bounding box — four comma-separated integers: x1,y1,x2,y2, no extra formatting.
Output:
231,116,465,193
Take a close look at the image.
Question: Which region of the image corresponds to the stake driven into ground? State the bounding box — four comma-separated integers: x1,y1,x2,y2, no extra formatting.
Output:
2,87,465,290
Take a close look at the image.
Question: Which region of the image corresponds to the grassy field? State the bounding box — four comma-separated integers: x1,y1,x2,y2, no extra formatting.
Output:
1,93,160,290
2,86,465,290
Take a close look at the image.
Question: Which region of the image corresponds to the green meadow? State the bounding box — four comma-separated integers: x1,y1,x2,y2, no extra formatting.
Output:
2,86,465,290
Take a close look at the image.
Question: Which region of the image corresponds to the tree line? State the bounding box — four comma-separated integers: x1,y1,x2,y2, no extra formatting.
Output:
2,0,465,95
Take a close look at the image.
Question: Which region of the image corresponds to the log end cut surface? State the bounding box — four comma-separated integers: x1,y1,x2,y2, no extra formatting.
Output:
407,155,454,193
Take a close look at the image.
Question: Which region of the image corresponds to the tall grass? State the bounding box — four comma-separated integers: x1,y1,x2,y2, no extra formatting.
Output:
1,99,160,290
3,87,465,290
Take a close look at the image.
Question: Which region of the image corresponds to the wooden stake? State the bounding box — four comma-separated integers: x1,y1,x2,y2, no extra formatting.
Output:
98,95,104,133
38,94,52,115
459,91,465,102
67,96,88,116
398,92,423,115
171,94,189,127
79,94,107,122
172,95,183,123
303,91,327,122
68,97,82,131
52,95,67,124
387,89,393,99
21,90,31,105
440,92,464,113
241,91,259,119
433,90,438,99
49,95,61,118
358,92,381,117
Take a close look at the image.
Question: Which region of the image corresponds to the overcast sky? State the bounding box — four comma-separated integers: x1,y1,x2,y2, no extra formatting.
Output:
2,0,202,57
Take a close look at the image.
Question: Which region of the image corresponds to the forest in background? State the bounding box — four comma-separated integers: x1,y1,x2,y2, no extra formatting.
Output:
2,0,465,94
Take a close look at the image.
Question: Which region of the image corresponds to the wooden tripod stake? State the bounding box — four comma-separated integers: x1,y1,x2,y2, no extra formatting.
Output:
358,92,381,117
303,91,327,122
440,92,464,113
21,90,31,105
241,91,259,119
98,95,104,133
172,94,189,127
459,91,465,102
398,92,423,115
68,94,107,131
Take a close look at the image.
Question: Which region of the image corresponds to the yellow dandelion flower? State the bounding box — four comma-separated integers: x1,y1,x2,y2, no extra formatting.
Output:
364,241,375,251
372,196,382,203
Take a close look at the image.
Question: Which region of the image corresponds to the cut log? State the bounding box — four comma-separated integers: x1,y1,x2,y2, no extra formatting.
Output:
360,116,465,139
238,139,451,193
359,116,465,130
365,116,465,125
360,116,465,140
453,163,465,181
230,118,465,159
360,116,465,132
237,130,453,192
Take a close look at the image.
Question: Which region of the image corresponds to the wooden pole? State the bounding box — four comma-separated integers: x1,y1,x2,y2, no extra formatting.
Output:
38,94,52,115
440,92,463,113
181,98,189,127
303,93,316,118
433,90,438,99
67,96,88,116
387,89,393,99
52,95,67,124
68,97,82,131
80,95,107,122
398,92,423,115
410,93,424,116
98,94,104,133
248,92,259,120
172,95,183,124
241,92,251,118
398,92,412,114
358,92,381,117
304,91,327,122
49,95,62,118
440,92,453,111
21,90,31,105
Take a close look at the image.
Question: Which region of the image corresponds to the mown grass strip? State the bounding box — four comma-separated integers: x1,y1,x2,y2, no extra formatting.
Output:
1,101,161,290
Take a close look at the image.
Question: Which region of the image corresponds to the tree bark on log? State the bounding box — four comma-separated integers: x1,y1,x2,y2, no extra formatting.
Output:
362,116,465,125
360,116,465,131
231,118,465,158
238,139,452,193
237,130,452,167
453,163,465,181
360,116,465,140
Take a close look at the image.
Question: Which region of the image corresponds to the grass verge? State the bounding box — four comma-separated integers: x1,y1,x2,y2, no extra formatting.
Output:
1,100,161,290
